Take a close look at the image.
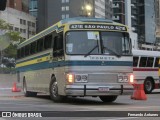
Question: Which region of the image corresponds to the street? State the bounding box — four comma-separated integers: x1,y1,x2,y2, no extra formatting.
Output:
0,75,160,120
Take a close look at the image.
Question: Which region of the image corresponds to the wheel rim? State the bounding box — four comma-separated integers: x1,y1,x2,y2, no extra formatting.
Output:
145,81,152,91
51,82,58,98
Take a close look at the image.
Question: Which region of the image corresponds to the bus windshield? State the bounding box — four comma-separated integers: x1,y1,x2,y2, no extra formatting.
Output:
66,31,131,56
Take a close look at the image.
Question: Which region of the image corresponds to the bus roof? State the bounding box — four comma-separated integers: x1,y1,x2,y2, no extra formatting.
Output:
132,49,160,57
18,17,127,49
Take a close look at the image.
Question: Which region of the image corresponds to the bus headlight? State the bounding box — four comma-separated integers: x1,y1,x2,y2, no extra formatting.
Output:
75,74,88,83
129,74,134,83
66,74,74,83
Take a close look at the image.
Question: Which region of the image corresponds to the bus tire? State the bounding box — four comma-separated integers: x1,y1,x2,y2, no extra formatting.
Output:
23,79,37,97
49,77,65,102
144,78,154,94
99,96,117,103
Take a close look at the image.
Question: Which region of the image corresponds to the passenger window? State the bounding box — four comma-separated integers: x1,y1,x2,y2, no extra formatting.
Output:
53,33,64,57
133,57,139,67
25,45,30,56
139,57,147,67
30,41,37,54
146,57,154,67
17,49,21,59
37,38,44,52
21,47,25,58
44,34,52,50
54,34,63,51
154,58,159,67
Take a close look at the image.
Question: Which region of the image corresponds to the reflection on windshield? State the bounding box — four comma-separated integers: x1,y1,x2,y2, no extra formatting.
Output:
66,31,131,56
66,31,100,55
101,32,130,55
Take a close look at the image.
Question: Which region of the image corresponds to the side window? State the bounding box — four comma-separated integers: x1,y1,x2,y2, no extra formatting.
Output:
21,47,25,58
44,34,52,50
146,57,154,67
37,38,44,52
139,57,147,67
154,58,159,67
53,32,64,56
133,56,139,67
17,49,21,59
30,41,37,54
25,45,30,56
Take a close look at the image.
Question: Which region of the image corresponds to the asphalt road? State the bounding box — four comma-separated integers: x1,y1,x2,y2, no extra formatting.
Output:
0,74,160,120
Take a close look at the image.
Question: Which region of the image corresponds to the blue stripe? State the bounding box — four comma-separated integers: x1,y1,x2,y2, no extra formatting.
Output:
17,61,132,72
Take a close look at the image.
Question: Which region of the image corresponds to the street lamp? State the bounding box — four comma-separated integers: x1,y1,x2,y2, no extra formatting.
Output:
85,4,92,17
80,1,93,17
85,4,92,11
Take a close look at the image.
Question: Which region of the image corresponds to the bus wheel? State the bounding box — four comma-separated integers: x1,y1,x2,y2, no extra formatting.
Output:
23,79,37,97
49,77,65,102
99,96,117,103
144,78,154,94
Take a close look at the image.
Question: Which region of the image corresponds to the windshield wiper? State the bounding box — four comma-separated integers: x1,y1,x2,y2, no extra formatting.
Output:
103,46,121,58
84,45,98,57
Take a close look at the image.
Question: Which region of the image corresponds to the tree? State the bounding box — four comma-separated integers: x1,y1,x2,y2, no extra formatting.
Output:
0,19,23,68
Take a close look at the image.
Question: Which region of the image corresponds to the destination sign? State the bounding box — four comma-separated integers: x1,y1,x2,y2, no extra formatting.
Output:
70,24,127,31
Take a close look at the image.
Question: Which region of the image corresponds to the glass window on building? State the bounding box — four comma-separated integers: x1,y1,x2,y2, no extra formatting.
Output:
29,31,32,35
62,14,65,19
62,0,65,3
15,27,19,32
30,0,38,9
66,6,69,11
9,26,13,30
20,19,23,24
66,14,69,18
23,20,26,25
23,29,26,33
62,6,65,11
32,22,35,27
20,28,23,33
66,0,69,3
28,21,31,26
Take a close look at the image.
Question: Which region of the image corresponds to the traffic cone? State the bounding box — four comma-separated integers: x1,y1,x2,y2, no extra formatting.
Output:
131,84,147,100
12,82,21,92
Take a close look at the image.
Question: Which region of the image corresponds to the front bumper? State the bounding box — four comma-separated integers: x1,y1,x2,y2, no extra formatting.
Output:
65,84,134,96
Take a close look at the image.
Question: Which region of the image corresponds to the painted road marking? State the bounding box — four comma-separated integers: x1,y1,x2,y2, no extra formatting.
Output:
0,88,11,90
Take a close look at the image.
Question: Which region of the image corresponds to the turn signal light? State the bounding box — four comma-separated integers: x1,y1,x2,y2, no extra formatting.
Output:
129,74,134,83
66,74,74,83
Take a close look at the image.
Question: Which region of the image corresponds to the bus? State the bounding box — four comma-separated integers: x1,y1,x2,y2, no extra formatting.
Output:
16,17,134,103
133,49,160,94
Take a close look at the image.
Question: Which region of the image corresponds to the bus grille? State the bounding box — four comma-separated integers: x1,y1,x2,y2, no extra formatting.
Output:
88,74,117,83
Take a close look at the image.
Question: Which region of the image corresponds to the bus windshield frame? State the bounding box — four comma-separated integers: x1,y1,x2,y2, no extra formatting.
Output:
65,30,132,56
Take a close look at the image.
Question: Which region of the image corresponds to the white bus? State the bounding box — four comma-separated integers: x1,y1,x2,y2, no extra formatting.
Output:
16,17,134,103
133,49,160,94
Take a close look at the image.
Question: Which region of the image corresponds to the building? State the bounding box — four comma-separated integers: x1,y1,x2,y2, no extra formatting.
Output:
7,0,29,13
37,0,112,32
0,0,36,39
155,0,160,41
29,0,38,17
105,0,113,19
112,0,156,44
112,0,125,24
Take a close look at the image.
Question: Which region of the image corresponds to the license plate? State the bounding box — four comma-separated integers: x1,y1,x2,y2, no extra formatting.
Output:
98,87,110,92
